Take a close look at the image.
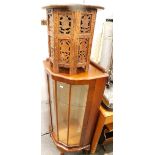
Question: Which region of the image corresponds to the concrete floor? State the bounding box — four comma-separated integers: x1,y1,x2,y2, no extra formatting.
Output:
41,134,113,155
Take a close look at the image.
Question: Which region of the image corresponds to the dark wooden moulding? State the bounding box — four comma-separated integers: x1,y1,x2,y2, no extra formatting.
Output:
42,4,104,75
44,58,108,154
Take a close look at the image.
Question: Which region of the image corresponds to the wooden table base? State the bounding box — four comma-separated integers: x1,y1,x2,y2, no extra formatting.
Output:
90,103,113,154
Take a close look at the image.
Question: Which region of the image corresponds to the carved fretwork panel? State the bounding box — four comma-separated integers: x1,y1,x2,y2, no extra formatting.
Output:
78,38,89,63
47,9,54,60
49,36,54,62
44,6,97,74
58,13,73,34
48,10,54,38
47,8,52,14
80,14,92,33
59,40,71,64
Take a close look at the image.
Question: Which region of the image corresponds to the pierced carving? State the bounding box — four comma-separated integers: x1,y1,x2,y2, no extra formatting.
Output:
78,38,89,63
59,40,71,64
49,36,54,61
45,8,97,74
48,13,54,37
58,14,72,34
48,13,54,60
80,14,92,33
47,9,52,14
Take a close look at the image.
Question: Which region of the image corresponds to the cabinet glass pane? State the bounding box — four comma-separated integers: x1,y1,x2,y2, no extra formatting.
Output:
68,85,89,145
57,81,69,144
49,78,57,139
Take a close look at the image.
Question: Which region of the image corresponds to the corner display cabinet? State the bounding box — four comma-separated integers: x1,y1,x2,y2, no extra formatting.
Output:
42,4,104,74
42,4,107,155
44,59,108,154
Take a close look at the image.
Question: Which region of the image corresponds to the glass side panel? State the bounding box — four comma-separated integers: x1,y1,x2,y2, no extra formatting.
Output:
57,81,69,144
68,85,89,145
49,78,57,139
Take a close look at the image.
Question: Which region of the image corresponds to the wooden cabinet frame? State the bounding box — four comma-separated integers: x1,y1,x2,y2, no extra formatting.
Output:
44,59,108,154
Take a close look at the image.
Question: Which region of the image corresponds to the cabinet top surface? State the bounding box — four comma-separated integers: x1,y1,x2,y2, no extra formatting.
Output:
43,59,108,81
42,4,104,10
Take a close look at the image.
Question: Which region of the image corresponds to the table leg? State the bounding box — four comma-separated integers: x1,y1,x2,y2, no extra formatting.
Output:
91,113,105,154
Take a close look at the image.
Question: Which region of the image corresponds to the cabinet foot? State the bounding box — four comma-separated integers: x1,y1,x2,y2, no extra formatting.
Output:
82,149,90,154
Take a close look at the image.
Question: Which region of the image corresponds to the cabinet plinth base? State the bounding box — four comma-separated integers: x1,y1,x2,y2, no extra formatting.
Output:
50,132,90,153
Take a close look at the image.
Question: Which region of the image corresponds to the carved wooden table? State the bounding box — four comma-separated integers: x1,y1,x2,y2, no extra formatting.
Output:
42,4,104,74
90,103,113,154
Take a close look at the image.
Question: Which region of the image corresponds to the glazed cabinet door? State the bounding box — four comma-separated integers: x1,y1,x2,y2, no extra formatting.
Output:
68,84,89,145
48,77,89,146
